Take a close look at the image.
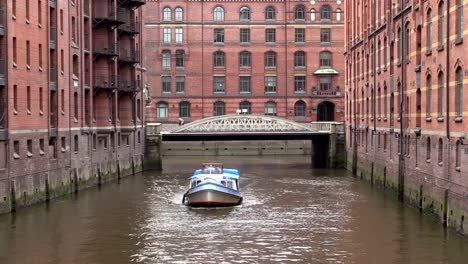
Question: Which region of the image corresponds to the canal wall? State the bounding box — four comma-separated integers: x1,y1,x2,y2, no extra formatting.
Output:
346,126,468,237
0,128,145,214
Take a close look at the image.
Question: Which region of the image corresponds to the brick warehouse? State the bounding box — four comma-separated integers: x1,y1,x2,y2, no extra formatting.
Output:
143,0,345,124
0,0,146,213
345,0,468,235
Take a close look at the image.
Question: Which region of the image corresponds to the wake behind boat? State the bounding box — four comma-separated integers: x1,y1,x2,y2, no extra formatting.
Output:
182,163,243,207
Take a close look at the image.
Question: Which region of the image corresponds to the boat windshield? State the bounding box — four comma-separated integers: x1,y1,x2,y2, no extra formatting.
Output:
202,166,222,174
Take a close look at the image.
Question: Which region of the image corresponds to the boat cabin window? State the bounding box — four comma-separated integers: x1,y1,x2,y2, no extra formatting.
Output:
191,180,201,188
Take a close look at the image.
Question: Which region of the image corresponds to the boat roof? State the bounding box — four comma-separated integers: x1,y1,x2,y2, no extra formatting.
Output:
192,168,240,180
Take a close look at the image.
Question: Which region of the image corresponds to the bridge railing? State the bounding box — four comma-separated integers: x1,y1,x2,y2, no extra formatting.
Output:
310,122,345,134
146,122,161,136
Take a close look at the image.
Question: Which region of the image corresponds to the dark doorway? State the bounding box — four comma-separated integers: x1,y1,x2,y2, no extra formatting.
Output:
317,101,335,121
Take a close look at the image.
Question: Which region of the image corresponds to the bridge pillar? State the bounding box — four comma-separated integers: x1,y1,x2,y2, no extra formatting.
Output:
144,123,162,170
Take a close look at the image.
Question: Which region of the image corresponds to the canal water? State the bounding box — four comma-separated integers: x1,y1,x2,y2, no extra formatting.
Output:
0,156,467,264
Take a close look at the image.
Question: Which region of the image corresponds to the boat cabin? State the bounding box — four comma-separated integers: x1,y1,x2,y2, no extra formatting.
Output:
189,163,240,191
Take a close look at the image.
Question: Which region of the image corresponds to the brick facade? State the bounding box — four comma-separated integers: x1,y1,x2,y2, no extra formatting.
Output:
345,0,468,235
0,0,146,213
143,0,345,124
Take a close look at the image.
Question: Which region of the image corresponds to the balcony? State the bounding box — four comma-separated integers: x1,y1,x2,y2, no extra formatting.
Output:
118,79,141,92
49,68,57,91
0,8,5,36
119,49,139,63
83,0,90,18
117,0,145,8
94,75,117,91
93,43,118,60
93,4,125,28
50,26,57,49
50,0,56,9
118,21,140,34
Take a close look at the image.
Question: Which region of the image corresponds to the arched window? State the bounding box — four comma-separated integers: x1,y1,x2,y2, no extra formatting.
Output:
438,71,444,118
239,51,251,67
162,51,171,69
179,101,190,117
320,51,332,67
264,51,277,68
239,101,251,114
295,5,305,20
426,137,431,161
426,74,432,117
438,2,444,47
156,102,169,119
456,67,463,118
310,9,316,21
265,101,277,116
438,138,443,164
384,85,388,118
321,5,331,20
383,37,388,69
457,0,464,39
163,7,171,21
405,23,410,61
397,27,402,62
294,100,306,117
265,6,276,20
427,9,433,50
213,51,225,67
294,51,306,67
240,6,250,21
336,8,342,21
214,6,224,21
175,7,183,21
377,39,381,70
213,101,225,116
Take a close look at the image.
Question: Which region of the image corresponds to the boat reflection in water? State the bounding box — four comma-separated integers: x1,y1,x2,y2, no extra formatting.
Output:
182,163,243,207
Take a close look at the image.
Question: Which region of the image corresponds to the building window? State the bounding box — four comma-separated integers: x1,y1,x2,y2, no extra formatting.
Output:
426,137,431,161
320,29,331,43
163,28,171,44
405,24,410,61
265,6,276,20
26,41,31,67
240,76,251,93
213,76,226,93
457,0,463,39
214,101,225,116
26,86,31,113
294,76,306,93
438,2,445,48
12,0,16,17
73,92,78,118
176,76,185,93
266,29,276,43
239,51,251,67
214,29,224,43
336,9,342,21
156,102,169,119
295,5,305,20
163,7,171,21
427,9,433,51
321,5,331,20
438,138,443,164
26,0,30,21
456,67,463,117
214,6,224,21
39,87,43,113
295,100,306,117
13,37,17,65
74,135,79,152
264,76,277,93
13,85,17,112
175,7,183,21
265,101,277,116
310,9,316,21
239,101,251,114
240,29,250,43
438,72,444,118
179,101,190,117
320,76,332,91
319,51,332,67
13,140,19,158
384,37,388,68
426,74,432,117
162,51,171,69
175,27,183,43
175,50,184,68
162,76,171,94
39,138,44,155
265,52,276,68
456,140,461,168
213,51,225,67
295,28,305,43
377,40,381,70
294,51,306,67
240,6,250,21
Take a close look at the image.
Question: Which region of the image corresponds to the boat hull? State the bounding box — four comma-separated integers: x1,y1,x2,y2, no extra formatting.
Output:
184,183,242,207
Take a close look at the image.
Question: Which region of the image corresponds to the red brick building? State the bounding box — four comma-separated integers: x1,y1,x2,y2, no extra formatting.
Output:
0,0,145,213
345,0,468,235
144,0,345,124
